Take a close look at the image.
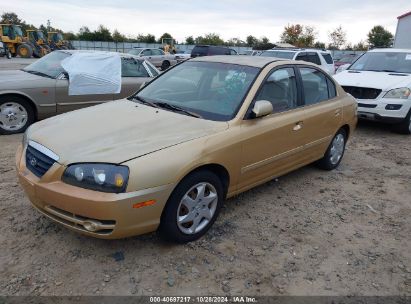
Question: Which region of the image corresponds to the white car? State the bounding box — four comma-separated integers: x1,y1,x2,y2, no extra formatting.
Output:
334,49,411,134
128,47,177,70
260,48,335,75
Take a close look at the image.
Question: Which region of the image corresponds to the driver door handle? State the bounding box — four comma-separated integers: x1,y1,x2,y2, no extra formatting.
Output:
293,121,303,131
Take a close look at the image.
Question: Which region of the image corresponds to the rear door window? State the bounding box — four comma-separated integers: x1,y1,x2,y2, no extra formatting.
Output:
299,67,331,105
321,53,334,64
295,52,308,62
191,46,209,56
306,52,322,65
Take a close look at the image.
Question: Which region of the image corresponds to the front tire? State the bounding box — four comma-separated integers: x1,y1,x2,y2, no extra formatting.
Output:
393,110,411,135
0,96,35,135
159,170,224,243
316,129,347,170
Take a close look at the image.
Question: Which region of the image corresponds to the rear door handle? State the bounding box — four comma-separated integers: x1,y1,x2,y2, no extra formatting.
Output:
293,121,303,131
335,109,342,116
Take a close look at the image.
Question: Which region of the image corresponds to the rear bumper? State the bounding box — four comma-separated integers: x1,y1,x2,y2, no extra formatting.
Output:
16,144,174,239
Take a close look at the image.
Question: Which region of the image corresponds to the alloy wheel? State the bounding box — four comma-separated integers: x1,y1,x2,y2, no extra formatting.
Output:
329,134,345,165
0,102,28,131
176,182,218,235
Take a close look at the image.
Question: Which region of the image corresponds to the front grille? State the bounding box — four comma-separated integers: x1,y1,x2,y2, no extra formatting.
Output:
358,103,377,108
342,86,382,100
26,145,56,177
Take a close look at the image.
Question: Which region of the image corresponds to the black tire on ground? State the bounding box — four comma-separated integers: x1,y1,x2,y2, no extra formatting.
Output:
393,110,411,135
159,170,224,243
17,44,33,58
161,60,170,71
316,128,347,171
0,96,35,135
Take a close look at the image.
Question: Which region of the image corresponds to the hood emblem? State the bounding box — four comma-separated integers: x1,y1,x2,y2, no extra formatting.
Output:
30,157,38,167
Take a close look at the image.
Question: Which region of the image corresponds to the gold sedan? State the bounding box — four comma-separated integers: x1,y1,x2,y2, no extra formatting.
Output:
16,56,357,243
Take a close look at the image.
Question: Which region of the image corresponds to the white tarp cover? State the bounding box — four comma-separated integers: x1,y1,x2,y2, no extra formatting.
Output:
61,52,121,95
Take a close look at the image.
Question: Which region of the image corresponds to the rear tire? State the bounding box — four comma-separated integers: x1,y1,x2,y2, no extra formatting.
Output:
161,60,170,71
17,44,33,58
393,110,411,135
316,128,347,170
0,96,35,135
159,170,224,243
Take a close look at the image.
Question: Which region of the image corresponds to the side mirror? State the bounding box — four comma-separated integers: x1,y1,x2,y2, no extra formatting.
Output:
252,100,273,118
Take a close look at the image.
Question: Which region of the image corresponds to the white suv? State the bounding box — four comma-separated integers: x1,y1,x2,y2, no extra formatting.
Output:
334,49,411,134
260,48,335,75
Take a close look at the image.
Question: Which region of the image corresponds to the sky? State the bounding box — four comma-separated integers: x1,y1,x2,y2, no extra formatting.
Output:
2,0,410,44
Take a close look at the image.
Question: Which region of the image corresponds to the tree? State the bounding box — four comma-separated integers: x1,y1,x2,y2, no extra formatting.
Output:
195,33,224,45
367,25,393,48
246,35,258,47
313,41,326,49
93,25,112,41
280,24,317,47
352,40,368,51
328,26,346,50
254,37,274,50
226,38,245,47
112,29,126,42
135,33,156,43
0,12,22,24
158,32,172,43
78,26,93,41
185,36,194,45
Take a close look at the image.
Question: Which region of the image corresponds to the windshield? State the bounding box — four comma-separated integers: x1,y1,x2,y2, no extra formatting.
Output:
349,52,411,73
23,51,71,78
134,61,259,121
260,51,296,59
37,31,45,40
128,49,142,56
12,25,23,37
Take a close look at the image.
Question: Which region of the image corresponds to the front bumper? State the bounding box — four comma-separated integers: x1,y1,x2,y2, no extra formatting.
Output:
356,98,411,123
16,144,174,239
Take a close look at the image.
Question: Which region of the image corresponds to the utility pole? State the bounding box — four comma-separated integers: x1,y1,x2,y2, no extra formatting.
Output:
47,19,51,31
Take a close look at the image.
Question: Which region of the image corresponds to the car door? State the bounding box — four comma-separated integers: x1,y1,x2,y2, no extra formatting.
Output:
150,49,165,67
55,75,114,114
113,57,153,100
294,66,342,160
238,66,307,191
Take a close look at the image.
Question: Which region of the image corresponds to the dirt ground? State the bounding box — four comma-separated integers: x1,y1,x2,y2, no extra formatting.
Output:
0,121,410,296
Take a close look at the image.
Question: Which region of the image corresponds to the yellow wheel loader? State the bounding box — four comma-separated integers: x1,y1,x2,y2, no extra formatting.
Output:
48,32,73,51
0,24,33,58
26,29,51,58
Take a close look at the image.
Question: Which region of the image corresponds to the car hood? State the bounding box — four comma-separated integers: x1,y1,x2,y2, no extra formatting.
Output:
28,99,228,165
334,70,411,91
0,69,55,90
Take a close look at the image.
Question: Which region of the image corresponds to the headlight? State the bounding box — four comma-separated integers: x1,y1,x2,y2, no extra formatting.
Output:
62,164,129,193
383,88,411,99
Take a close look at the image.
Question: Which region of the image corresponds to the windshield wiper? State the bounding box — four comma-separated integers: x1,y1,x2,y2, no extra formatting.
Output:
153,102,201,118
131,95,158,108
22,69,54,79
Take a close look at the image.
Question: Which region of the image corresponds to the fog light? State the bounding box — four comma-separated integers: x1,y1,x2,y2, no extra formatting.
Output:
385,104,402,110
83,221,98,232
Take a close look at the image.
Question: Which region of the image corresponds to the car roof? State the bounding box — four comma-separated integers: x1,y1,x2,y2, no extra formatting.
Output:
57,50,145,60
190,55,291,68
369,48,411,53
